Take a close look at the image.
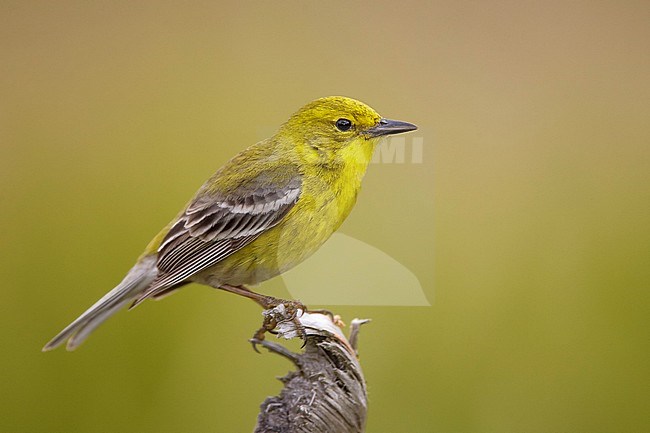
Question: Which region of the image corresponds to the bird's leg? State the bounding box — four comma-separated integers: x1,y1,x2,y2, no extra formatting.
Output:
218,284,307,347
218,284,303,310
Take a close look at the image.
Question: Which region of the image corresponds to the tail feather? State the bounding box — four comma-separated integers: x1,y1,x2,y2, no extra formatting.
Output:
64,298,133,351
42,255,158,351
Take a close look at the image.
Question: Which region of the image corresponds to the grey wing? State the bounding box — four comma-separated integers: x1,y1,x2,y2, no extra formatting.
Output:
135,171,302,303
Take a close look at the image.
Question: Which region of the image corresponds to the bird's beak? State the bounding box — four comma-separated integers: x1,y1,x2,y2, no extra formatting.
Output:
365,118,418,138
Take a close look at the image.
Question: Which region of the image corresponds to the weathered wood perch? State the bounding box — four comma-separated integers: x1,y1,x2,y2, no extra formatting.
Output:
251,305,371,433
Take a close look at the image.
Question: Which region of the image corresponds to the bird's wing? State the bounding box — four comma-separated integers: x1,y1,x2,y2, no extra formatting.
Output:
135,166,302,303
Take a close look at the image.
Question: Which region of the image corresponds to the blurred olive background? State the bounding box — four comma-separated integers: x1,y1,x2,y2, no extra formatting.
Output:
2,1,649,432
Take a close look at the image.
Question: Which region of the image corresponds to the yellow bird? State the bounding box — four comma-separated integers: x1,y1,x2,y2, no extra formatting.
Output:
43,96,417,351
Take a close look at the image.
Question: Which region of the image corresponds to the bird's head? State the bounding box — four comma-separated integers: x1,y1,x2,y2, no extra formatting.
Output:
278,96,417,167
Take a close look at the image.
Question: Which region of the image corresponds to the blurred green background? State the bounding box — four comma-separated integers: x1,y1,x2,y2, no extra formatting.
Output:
2,1,649,432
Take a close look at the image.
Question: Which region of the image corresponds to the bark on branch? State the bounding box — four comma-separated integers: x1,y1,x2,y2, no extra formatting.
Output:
251,306,370,433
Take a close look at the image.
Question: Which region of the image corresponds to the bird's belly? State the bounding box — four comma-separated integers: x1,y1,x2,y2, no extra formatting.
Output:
195,193,350,288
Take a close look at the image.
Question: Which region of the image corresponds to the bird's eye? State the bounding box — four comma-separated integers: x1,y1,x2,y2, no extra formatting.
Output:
335,118,352,132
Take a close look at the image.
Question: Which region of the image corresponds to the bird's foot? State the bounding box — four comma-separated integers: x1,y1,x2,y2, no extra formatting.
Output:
217,285,308,350
250,299,308,352
303,308,345,327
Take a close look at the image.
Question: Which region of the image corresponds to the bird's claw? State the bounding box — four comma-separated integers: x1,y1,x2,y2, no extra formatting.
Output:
250,299,308,352
305,308,344,326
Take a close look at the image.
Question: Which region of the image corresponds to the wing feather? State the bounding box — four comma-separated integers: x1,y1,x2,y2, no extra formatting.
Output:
134,168,302,303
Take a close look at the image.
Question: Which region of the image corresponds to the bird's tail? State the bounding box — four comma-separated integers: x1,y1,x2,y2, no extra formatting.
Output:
42,255,158,351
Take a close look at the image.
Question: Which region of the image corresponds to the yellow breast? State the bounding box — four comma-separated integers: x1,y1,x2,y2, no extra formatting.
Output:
201,137,376,287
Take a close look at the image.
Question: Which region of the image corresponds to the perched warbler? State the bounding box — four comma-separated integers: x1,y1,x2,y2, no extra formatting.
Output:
43,96,417,351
